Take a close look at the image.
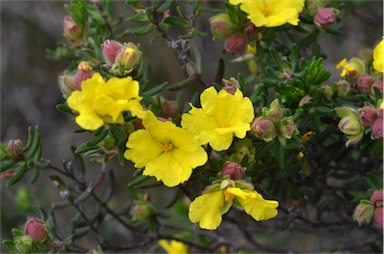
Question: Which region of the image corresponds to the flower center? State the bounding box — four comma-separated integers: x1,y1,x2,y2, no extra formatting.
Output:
262,5,272,16
219,122,229,128
224,190,235,202
125,48,135,55
162,142,174,152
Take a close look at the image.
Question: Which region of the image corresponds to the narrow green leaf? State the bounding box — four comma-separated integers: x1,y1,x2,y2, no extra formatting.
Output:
280,214,296,231
1,159,16,172
269,48,285,70
86,128,109,146
75,190,92,204
56,104,74,114
127,175,151,187
110,125,128,143
7,162,29,187
2,240,17,251
73,226,91,239
26,126,41,158
29,168,40,184
128,24,155,36
126,11,148,22
157,0,175,12
142,82,167,96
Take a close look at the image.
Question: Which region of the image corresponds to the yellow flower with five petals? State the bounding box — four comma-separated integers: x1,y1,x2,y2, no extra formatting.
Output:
67,73,144,130
189,185,279,230
181,87,254,151
124,111,208,187
229,0,305,28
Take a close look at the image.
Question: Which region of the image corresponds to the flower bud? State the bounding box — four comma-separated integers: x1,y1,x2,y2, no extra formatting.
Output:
222,161,244,180
321,85,334,100
279,117,298,139
372,118,383,139
243,22,259,41
337,80,351,97
132,199,153,221
14,235,35,253
75,61,93,90
209,13,233,40
306,0,325,16
63,16,84,46
7,139,24,157
370,190,383,207
224,34,247,55
222,77,241,89
355,73,373,94
115,42,142,70
353,201,374,225
338,115,363,136
373,207,384,228
268,99,283,123
161,100,180,118
314,8,336,28
58,72,77,98
251,116,276,142
222,85,236,95
371,79,383,96
102,40,123,66
220,178,235,190
359,106,377,127
24,217,49,242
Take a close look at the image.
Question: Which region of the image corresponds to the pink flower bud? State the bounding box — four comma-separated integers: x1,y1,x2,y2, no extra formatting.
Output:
251,116,276,142
372,118,383,139
243,22,259,41
355,73,374,94
161,100,180,118
279,117,298,139
314,8,336,28
209,13,233,40
58,72,77,97
353,202,375,225
371,79,383,96
102,40,123,66
75,61,93,90
222,85,236,95
225,34,247,55
7,139,24,157
63,16,84,46
222,161,244,180
373,207,383,228
24,217,48,242
370,190,383,207
115,42,142,70
360,106,377,127
268,100,283,123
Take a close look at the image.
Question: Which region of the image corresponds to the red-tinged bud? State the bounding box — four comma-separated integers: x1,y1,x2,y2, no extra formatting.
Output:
58,72,77,98
371,79,383,95
279,117,299,139
314,8,336,28
372,118,383,139
209,13,233,40
373,207,384,228
360,106,377,127
222,77,241,89
63,16,84,46
251,116,276,142
268,99,283,123
115,42,142,70
24,217,49,242
225,34,247,55
222,85,236,95
337,80,351,97
102,40,123,66
355,74,374,94
370,190,383,207
243,21,259,41
222,161,244,180
353,201,374,225
161,100,180,118
7,139,24,157
75,61,93,90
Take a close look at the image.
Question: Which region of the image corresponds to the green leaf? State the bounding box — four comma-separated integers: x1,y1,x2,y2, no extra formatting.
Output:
269,48,286,70
315,106,334,116
2,240,17,251
7,162,29,187
110,125,128,143
29,168,40,184
142,82,167,96
75,190,92,204
73,226,91,239
290,44,298,71
163,16,189,28
26,126,41,158
298,29,321,47
23,127,34,151
127,175,151,187
126,0,140,4
364,173,383,189
157,0,175,12
128,24,155,35
86,128,109,146
1,159,16,172
127,11,148,22
280,214,296,231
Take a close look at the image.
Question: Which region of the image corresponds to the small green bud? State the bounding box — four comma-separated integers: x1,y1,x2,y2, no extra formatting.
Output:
353,201,375,226
209,13,233,40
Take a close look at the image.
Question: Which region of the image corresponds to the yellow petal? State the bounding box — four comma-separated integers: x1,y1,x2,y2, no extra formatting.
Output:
124,129,163,168
373,38,384,73
158,240,188,254
75,106,104,130
189,191,225,230
233,188,279,221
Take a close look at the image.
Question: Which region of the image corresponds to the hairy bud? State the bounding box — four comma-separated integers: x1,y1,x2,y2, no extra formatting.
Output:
225,34,247,55
102,40,123,66
222,161,244,180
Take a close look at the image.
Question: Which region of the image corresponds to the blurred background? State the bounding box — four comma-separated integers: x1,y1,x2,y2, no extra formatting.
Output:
1,1,383,253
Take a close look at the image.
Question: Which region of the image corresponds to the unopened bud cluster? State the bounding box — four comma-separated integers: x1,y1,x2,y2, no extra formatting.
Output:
13,217,50,253
251,99,298,144
353,189,383,228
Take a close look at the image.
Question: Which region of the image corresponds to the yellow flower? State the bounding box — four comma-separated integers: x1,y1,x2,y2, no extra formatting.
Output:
189,186,279,230
336,57,365,80
373,37,384,72
67,73,144,130
229,0,305,27
158,240,188,254
181,87,254,151
124,111,207,187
